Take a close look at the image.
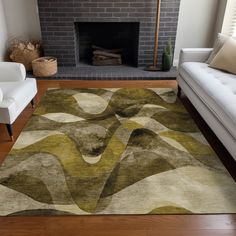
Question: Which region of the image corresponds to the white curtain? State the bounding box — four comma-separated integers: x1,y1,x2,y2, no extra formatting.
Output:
222,0,236,37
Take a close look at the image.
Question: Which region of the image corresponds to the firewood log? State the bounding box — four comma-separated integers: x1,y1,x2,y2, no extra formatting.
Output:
93,55,109,61
92,45,123,53
93,58,122,66
93,50,121,59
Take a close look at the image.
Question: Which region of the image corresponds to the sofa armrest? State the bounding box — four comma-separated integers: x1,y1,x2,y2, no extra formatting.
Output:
0,62,26,82
179,48,213,67
0,88,3,102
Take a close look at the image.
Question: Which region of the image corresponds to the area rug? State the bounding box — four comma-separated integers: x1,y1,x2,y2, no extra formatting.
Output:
0,88,236,216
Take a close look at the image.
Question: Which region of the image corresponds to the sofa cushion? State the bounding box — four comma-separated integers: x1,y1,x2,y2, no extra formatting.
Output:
209,38,236,75
206,33,229,64
179,62,236,140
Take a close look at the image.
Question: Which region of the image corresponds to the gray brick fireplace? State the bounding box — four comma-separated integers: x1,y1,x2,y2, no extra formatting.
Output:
38,0,181,68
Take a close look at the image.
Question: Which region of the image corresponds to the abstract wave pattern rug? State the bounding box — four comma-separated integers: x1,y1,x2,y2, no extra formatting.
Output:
0,88,236,216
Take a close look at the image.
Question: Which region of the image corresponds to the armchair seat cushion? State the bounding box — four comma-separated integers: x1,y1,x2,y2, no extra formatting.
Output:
0,78,37,124
179,62,236,140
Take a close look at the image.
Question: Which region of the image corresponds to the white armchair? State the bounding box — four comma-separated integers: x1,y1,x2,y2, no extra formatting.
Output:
0,62,37,141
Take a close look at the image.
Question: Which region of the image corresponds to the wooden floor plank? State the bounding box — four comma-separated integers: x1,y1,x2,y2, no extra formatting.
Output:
148,229,236,236
0,80,235,236
0,215,235,231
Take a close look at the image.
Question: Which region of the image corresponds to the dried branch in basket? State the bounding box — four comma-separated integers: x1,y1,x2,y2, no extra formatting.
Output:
8,38,42,71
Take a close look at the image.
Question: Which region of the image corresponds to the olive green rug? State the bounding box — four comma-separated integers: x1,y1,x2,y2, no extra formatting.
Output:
0,88,236,216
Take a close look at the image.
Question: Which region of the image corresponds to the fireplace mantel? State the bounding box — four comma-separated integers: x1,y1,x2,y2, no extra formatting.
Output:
38,0,181,67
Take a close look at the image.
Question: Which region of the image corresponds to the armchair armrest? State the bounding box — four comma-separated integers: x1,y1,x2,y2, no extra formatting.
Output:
179,48,213,67
0,99,16,124
0,62,26,82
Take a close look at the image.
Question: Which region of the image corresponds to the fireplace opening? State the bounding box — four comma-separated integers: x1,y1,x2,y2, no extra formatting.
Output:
75,22,140,67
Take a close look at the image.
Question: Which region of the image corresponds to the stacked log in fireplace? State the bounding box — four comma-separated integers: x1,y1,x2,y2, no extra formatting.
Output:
92,46,122,66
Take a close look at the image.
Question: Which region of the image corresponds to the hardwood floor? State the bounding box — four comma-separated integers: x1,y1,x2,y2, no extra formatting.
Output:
0,215,236,236
0,80,235,236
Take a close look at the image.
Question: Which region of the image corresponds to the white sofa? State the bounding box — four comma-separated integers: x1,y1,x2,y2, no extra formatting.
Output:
0,62,37,141
177,48,236,161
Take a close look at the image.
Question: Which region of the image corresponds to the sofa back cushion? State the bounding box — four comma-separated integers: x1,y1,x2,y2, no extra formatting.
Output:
0,62,26,82
209,38,236,75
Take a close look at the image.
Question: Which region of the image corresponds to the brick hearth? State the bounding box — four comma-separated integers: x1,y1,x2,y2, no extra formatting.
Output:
29,64,177,80
38,0,181,68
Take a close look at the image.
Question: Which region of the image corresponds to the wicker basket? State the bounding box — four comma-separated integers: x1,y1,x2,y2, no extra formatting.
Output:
10,48,41,71
32,57,57,77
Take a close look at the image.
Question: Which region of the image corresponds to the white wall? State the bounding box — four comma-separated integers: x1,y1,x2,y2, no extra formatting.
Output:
0,0,8,61
3,0,41,40
174,0,219,65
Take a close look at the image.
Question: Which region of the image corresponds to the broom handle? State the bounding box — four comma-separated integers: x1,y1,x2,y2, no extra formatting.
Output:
153,0,161,67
